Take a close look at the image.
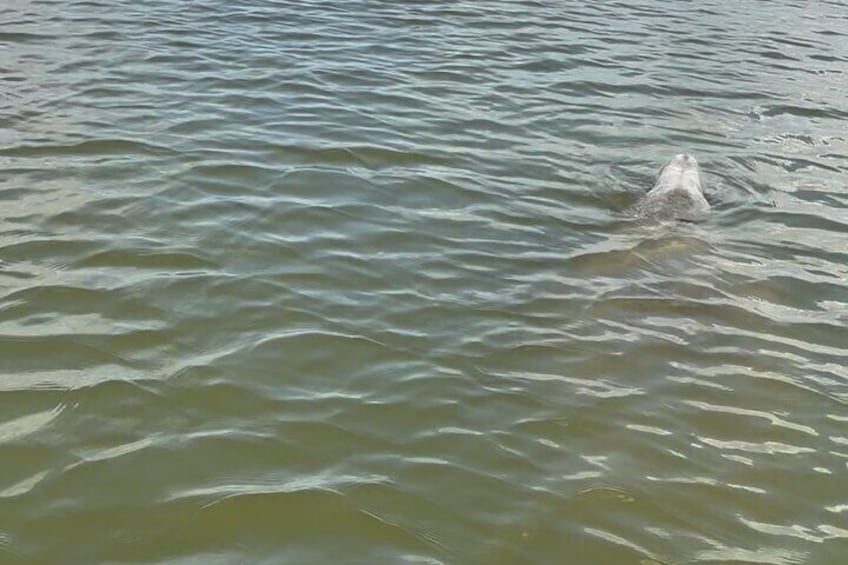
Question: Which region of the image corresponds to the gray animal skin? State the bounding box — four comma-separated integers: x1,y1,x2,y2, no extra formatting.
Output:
628,154,709,221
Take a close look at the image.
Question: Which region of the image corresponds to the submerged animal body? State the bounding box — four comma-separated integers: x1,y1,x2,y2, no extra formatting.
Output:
628,154,710,221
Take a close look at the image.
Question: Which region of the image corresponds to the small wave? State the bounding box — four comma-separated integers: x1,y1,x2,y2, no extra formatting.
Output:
0,139,175,158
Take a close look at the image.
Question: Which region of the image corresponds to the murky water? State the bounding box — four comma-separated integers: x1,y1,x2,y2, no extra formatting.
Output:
2,0,847,563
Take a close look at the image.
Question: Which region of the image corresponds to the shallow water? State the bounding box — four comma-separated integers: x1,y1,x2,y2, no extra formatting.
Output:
2,0,847,563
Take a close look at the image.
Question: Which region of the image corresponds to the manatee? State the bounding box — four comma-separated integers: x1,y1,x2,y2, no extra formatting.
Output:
628,154,709,221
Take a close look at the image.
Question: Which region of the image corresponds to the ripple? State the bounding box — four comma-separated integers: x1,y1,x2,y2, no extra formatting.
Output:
0,405,64,444
0,139,175,158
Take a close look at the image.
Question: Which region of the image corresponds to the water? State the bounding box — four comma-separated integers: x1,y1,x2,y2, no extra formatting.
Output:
2,0,847,563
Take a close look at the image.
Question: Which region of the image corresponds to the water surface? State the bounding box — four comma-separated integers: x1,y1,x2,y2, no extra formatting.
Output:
2,0,847,563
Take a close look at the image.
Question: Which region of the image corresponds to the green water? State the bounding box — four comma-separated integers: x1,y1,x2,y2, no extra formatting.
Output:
2,1,847,563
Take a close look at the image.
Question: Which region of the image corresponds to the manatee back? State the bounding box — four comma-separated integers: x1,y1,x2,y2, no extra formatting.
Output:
627,188,710,221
